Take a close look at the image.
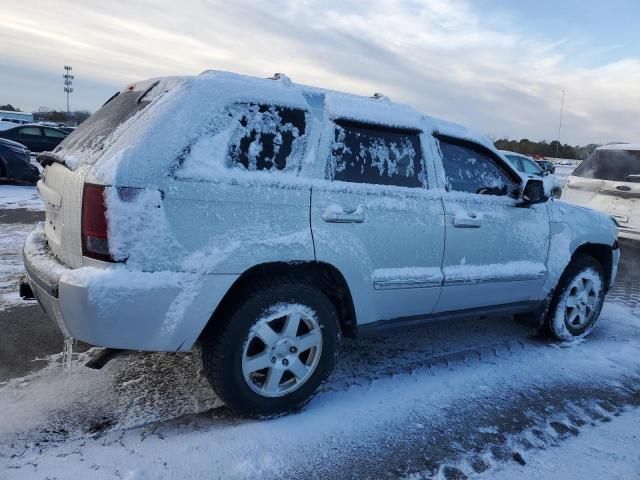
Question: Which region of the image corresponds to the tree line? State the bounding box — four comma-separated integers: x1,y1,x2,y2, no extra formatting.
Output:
493,138,600,160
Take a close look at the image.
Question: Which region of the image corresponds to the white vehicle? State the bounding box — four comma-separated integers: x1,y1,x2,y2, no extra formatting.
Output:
563,144,640,240
0,110,33,125
23,71,619,416
500,150,561,198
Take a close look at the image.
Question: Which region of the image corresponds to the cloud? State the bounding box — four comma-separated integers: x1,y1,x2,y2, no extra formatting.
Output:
1,0,638,144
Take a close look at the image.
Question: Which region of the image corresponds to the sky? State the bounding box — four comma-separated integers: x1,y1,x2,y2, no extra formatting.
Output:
1,0,639,145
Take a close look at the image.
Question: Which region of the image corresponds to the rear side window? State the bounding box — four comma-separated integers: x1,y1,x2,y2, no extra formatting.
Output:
328,120,425,188
573,149,640,182
437,138,516,196
226,104,306,172
19,127,41,136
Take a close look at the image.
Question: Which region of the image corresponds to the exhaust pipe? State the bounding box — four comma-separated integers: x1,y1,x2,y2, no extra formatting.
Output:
19,276,35,300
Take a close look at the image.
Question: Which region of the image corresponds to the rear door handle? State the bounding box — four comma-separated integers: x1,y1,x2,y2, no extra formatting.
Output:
453,213,481,228
322,205,365,223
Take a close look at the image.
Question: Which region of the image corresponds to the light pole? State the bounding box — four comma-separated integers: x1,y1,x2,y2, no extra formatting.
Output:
63,65,74,118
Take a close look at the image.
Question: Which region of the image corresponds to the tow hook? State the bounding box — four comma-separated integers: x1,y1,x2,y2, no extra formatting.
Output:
19,276,35,300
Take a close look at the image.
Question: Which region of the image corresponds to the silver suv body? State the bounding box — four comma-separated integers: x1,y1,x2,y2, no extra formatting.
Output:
24,71,619,416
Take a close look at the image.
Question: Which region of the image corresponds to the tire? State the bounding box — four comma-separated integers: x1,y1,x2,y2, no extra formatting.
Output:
544,254,606,342
201,277,339,417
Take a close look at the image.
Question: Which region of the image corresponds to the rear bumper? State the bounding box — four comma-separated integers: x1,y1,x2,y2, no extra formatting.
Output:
23,224,237,352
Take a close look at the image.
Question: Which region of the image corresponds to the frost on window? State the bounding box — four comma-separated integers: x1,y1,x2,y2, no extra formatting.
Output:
328,121,424,188
438,140,514,196
226,104,307,172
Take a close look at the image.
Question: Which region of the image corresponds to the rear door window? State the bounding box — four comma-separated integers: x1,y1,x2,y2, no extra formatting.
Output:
572,149,640,182
328,120,425,188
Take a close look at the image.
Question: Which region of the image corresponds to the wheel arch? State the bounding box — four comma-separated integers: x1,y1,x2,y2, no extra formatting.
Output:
199,261,358,342
571,242,614,289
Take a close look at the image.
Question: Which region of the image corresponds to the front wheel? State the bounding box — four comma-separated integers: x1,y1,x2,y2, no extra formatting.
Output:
545,254,606,342
201,279,338,417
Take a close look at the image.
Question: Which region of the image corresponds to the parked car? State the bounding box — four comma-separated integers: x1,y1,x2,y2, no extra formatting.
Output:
500,150,562,198
0,124,68,152
562,143,640,240
23,71,619,417
0,137,39,183
535,159,555,174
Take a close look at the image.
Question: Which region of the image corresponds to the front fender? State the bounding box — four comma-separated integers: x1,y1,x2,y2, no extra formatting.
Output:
544,200,618,293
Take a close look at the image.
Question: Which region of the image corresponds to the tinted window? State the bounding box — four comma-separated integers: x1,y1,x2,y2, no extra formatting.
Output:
227,104,306,172
572,149,640,182
43,128,67,138
438,139,515,195
18,127,41,136
329,121,425,188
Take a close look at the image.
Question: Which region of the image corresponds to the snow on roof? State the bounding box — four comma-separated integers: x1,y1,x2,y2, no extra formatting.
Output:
62,69,498,182
597,143,640,151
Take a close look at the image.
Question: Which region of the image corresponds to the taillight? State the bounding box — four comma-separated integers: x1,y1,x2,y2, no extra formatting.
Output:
82,183,113,262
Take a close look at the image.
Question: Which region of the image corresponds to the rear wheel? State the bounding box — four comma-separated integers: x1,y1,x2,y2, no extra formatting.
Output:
201,278,338,417
545,254,606,342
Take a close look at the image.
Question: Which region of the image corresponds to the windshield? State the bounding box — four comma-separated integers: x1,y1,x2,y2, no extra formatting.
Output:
572,149,640,182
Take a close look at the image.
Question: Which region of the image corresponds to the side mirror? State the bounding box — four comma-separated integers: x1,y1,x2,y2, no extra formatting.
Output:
541,170,549,176
522,179,548,205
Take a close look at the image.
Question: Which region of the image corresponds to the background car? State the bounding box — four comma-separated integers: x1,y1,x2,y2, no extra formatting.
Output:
562,144,640,240
500,150,562,198
0,124,68,152
0,137,39,183
535,159,555,174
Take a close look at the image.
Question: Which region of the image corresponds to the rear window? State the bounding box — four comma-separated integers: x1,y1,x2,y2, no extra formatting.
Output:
53,83,159,157
573,149,640,182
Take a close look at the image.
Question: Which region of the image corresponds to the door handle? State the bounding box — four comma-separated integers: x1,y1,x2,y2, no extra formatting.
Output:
453,212,481,228
322,205,365,223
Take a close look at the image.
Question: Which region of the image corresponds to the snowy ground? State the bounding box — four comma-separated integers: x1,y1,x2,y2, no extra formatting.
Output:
0,184,43,210
0,185,42,310
0,184,639,479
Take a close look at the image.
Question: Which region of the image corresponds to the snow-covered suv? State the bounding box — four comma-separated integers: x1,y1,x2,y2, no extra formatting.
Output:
23,71,619,416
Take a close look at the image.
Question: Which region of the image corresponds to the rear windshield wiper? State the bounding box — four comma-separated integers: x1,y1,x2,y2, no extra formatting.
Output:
37,151,69,168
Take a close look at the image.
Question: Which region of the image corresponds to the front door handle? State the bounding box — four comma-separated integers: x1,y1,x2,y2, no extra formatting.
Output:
322,205,365,223
453,213,481,228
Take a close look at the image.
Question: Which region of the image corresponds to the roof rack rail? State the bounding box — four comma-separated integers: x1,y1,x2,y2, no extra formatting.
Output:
371,92,390,102
269,73,292,86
